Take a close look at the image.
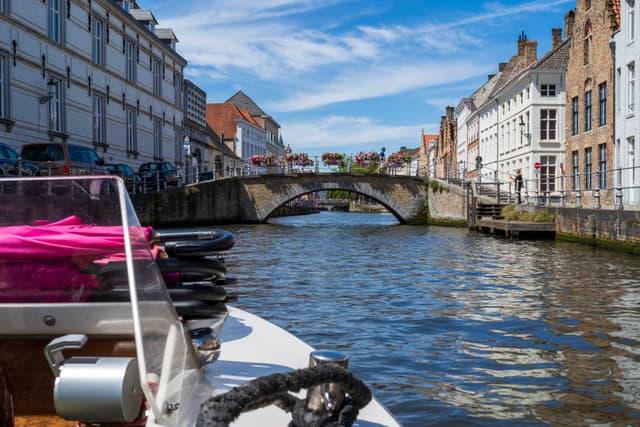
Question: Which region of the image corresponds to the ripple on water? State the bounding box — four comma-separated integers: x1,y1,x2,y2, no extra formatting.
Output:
174,212,640,427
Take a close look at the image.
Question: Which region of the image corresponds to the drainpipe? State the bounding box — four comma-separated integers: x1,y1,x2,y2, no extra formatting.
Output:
495,98,500,184
609,36,617,206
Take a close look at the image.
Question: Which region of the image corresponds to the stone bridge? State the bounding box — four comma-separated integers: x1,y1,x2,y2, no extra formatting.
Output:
133,173,427,226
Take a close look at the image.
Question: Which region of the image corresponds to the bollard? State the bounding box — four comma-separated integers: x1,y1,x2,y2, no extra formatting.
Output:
306,350,349,413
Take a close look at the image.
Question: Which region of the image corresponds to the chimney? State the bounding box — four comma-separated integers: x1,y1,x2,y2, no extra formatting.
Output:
523,40,537,65
565,10,575,39
446,106,454,121
499,62,507,72
552,28,562,49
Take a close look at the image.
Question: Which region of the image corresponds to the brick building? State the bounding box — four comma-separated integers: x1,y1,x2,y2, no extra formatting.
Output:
435,106,457,178
564,1,620,206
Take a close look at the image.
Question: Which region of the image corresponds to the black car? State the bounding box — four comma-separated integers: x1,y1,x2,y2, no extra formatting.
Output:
138,161,181,190
106,163,144,193
0,143,39,176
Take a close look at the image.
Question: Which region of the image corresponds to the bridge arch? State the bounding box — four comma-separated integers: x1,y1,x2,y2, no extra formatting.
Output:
242,173,427,224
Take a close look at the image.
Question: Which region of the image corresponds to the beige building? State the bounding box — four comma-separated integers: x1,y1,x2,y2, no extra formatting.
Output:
434,106,457,179
564,2,620,206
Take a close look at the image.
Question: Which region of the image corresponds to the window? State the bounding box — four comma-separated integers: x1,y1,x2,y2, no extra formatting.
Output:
584,19,592,65
630,1,636,43
629,62,636,113
598,82,607,126
585,147,593,190
122,0,132,11
0,0,5,14
0,53,6,119
125,38,136,83
152,57,162,97
93,93,106,144
585,0,591,9
153,118,162,159
540,156,556,192
126,107,137,152
540,109,557,140
174,72,182,109
48,78,63,133
572,150,580,190
541,84,556,96
585,90,592,131
49,0,62,42
572,96,579,135
92,17,105,66
599,143,607,188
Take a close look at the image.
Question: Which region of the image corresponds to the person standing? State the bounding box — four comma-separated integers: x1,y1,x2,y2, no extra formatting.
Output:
512,169,523,203
379,147,386,163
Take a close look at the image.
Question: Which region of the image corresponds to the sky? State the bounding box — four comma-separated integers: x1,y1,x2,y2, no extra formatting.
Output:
143,0,573,158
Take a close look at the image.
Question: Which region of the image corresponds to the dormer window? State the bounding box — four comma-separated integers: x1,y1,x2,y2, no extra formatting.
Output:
148,23,155,32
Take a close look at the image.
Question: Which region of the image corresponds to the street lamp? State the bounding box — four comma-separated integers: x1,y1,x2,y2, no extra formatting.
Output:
39,78,57,104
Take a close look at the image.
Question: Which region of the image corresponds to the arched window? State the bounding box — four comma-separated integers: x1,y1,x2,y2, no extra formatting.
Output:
584,19,593,65
585,0,591,10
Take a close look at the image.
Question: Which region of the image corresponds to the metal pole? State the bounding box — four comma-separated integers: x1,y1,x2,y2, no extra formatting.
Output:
615,167,623,210
560,175,565,207
593,171,601,209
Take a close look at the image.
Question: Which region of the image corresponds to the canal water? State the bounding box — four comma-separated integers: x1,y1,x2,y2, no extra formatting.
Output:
214,211,640,426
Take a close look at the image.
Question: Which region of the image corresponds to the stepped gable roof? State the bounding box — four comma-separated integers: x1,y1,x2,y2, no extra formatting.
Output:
206,103,262,140
226,91,266,117
612,0,621,27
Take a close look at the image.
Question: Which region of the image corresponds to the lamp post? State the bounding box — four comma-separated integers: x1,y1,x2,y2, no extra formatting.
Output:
39,78,57,104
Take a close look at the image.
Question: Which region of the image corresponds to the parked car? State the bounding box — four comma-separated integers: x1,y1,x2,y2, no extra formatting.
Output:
106,163,144,193
138,161,181,190
21,142,107,176
0,143,39,176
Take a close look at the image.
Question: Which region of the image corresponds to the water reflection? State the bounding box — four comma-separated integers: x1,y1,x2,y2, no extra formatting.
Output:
213,211,640,426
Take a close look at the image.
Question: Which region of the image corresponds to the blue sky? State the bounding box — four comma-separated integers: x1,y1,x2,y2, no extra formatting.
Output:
144,0,573,158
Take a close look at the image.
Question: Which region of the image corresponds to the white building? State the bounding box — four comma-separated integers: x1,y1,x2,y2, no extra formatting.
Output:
183,79,209,178
614,0,640,206
471,31,568,200
455,71,501,179
0,0,186,167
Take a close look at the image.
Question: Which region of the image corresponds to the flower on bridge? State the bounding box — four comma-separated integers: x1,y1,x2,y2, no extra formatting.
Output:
250,154,277,166
354,151,380,167
386,152,412,169
321,152,345,166
287,153,314,166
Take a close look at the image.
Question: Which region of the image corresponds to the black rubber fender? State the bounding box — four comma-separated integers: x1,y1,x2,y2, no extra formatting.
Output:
156,257,227,275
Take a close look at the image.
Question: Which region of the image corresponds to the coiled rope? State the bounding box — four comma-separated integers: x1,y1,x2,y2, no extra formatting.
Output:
196,364,372,427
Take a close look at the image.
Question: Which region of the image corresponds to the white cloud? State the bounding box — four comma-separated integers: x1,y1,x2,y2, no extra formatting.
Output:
282,115,436,150
268,60,490,112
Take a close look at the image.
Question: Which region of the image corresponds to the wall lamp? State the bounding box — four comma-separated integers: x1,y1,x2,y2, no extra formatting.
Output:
518,116,529,137
39,78,57,104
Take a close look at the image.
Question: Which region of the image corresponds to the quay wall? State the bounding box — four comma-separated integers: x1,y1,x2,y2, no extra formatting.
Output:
426,180,467,226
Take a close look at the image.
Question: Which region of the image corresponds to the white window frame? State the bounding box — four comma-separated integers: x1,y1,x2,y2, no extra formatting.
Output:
629,62,636,113
48,77,63,133
541,84,556,96
629,0,636,43
125,38,136,83
93,16,105,66
0,53,6,119
152,57,162,97
126,106,137,152
93,92,106,144
153,117,162,159
48,0,63,43
540,109,557,141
